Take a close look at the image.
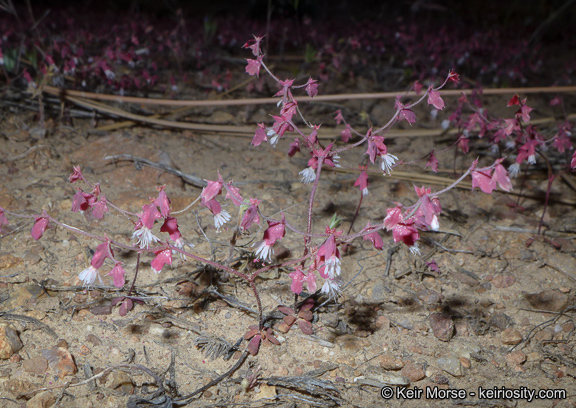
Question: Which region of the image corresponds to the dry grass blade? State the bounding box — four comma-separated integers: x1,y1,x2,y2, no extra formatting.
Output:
193,334,233,361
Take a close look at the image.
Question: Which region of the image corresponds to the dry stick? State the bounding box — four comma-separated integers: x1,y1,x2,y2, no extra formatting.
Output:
44,84,576,107
42,85,576,139
103,154,207,188
175,350,249,404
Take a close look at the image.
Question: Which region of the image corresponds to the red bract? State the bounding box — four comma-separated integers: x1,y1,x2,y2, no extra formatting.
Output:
363,222,383,250
202,175,224,202
340,125,352,143
31,213,50,240
354,170,369,196
392,221,419,248
288,138,300,157
240,198,260,230
91,195,109,219
425,152,439,173
107,262,126,288
572,152,576,169
252,123,268,146
305,77,318,98
384,207,404,231
91,241,113,269
395,98,416,125
448,70,460,84
69,166,84,183
72,189,94,212
427,87,445,110
224,181,243,206
471,169,495,194
242,35,264,57
489,164,512,192
151,248,172,273
245,56,262,77
154,187,171,217
334,110,344,125
255,215,286,261
160,217,182,242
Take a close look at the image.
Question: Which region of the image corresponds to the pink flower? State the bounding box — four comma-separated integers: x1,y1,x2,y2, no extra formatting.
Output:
425,151,439,173
489,164,512,192
334,110,344,125
240,198,260,230
287,138,300,157
154,187,171,217
151,248,172,273
31,212,50,240
202,175,224,202
304,77,318,98
321,279,341,297
91,242,113,269
354,170,369,196
471,169,495,194
133,204,162,248
201,197,231,229
571,151,576,169
252,123,268,146
243,35,264,56
340,124,352,143
72,189,94,213
363,222,383,250
317,234,342,280
107,262,126,288
69,166,84,183
427,86,445,110
245,56,263,77
384,207,403,231
90,195,109,219
395,98,416,125
78,266,102,287
391,221,420,252
254,215,286,262
289,268,305,294
160,216,182,245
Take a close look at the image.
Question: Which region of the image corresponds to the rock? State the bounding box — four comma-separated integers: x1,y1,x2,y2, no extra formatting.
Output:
501,328,523,345
505,351,526,367
452,341,481,359
429,313,454,342
436,355,462,377
375,315,390,330
417,290,442,305
489,313,514,331
4,378,36,398
491,275,516,288
378,354,404,370
109,371,134,394
401,362,426,382
0,254,24,269
0,323,24,359
320,313,340,329
525,290,570,312
26,391,55,408
4,285,45,308
23,355,49,376
334,334,369,352
85,334,102,347
89,305,112,315
41,347,77,378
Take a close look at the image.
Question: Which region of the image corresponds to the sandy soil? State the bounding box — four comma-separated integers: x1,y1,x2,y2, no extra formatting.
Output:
1,72,575,408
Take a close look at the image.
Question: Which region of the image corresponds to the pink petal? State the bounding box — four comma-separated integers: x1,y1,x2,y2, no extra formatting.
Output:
151,248,172,273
